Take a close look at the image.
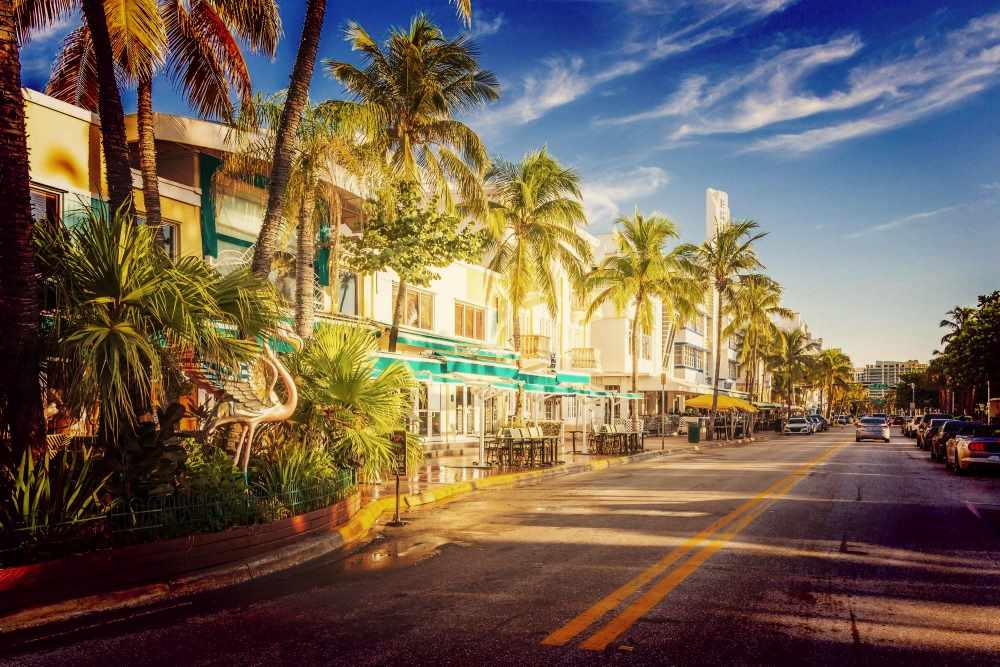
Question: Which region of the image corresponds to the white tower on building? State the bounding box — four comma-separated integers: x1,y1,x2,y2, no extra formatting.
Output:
706,188,730,240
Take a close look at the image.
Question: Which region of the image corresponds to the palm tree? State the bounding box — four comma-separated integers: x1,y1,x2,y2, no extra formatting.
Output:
324,13,499,213
814,348,853,418
291,323,417,481
252,1,478,278
678,220,767,432
227,94,369,337
773,328,820,413
585,211,686,405
726,275,792,402
0,0,44,459
46,1,280,231
939,306,975,345
483,148,592,414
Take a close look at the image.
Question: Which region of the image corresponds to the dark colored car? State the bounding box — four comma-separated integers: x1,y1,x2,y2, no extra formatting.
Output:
891,416,905,426
923,418,952,453
947,423,1000,474
917,414,952,449
930,420,967,462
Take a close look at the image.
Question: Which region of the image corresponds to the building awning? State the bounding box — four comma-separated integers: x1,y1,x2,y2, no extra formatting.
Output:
556,371,591,385
438,355,519,379
686,394,758,412
372,352,445,376
393,329,519,361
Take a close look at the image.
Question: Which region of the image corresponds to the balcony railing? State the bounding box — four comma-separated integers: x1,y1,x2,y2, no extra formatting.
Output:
515,334,550,358
569,347,601,370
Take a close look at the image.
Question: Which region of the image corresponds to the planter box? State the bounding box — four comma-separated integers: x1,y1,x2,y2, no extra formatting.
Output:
0,492,360,615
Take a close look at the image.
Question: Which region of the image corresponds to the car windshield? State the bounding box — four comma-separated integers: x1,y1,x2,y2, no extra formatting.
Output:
962,424,997,437
788,418,806,424
860,418,883,425
943,421,963,432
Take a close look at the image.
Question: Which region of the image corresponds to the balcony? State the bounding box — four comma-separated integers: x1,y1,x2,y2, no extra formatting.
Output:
515,334,550,359
569,347,601,370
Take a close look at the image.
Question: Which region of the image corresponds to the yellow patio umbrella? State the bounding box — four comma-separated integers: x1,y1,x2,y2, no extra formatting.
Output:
685,394,758,412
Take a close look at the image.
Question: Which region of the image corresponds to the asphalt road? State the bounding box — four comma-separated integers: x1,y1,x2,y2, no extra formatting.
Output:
5,427,1000,666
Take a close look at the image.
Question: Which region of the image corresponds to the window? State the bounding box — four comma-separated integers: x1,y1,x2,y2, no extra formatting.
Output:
729,335,742,351
157,221,180,259
674,343,705,371
30,186,60,223
687,312,705,335
393,284,433,330
640,333,652,360
729,360,740,379
338,273,358,316
454,301,485,340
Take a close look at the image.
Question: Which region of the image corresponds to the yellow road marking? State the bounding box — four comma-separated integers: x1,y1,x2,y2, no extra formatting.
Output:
541,441,844,648
578,443,845,651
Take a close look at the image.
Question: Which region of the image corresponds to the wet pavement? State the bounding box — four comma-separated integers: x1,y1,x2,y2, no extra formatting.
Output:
4,428,999,666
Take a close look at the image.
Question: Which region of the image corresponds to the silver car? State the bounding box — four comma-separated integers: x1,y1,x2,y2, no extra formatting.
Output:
856,416,890,443
783,417,812,435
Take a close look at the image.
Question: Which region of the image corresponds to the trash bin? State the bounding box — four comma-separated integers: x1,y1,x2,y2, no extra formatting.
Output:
688,423,701,443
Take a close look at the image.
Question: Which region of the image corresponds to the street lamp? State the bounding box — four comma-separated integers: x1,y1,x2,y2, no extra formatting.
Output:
909,382,916,416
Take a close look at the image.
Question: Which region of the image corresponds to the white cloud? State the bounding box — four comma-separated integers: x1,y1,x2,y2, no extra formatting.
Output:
981,181,1000,191
471,0,793,133
27,15,73,44
467,10,504,39
609,10,1000,154
843,204,962,239
581,166,670,228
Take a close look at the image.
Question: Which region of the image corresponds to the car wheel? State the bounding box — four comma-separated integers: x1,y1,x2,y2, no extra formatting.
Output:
884,438,890,443
953,452,966,476
855,437,861,442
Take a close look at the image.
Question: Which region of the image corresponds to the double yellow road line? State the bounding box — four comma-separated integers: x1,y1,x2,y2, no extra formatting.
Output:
542,441,845,652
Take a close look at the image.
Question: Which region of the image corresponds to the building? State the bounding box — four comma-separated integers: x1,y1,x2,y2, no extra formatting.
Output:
856,360,928,400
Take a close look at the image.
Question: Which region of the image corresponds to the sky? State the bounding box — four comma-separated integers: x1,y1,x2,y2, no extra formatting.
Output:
19,0,1000,366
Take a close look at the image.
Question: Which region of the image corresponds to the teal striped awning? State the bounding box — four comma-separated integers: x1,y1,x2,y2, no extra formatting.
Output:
439,355,519,379
556,371,591,385
372,353,445,376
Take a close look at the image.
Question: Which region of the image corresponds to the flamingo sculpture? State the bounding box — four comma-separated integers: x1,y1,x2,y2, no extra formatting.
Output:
182,325,303,473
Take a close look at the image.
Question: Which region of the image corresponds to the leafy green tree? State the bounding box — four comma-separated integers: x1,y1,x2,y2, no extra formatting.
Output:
346,181,483,352
770,328,820,412
813,348,853,418
725,275,792,402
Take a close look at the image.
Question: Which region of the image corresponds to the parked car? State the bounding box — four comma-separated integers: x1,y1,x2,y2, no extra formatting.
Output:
903,416,921,438
783,417,812,435
947,423,1000,474
891,415,905,426
856,416,891,442
806,415,823,432
836,415,851,425
929,419,967,462
923,418,952,452
916,413,952,449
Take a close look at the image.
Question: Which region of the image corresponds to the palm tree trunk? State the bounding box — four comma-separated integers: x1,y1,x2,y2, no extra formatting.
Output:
251,0,327,278
136,78,162,236
512,305,524,418
295,185,317,338
630,309,640,417
388,278,407,352
709,292,724,439
81,0,134,220
0,3,44,460
329,189,343,313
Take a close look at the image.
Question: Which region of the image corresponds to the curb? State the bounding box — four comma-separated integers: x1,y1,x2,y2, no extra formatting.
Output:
0,439,753,635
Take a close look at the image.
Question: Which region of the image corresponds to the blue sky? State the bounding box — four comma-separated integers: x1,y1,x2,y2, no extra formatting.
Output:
20,0,1000,366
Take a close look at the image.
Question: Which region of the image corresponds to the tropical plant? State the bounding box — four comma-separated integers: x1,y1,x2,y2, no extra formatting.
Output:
252,1,479,278
939,306,976,345
483,147,592,367
0,0,44,463
289,323,420,481
678,220,767,429
0,445,112,545
324,12,499,217
34,205,281,443
45,0,281,232
813,348,853,418
585,210,697,404
725,275,792,403
771,328,820,412
346,180,483,352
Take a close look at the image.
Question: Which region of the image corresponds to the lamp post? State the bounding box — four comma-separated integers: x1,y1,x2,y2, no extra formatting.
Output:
910,382,916,416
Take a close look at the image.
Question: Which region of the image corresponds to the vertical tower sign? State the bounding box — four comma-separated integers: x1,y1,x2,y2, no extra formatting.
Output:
705,188,731,241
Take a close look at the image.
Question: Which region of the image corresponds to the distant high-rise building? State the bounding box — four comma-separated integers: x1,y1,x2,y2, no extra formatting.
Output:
857,360,928,399
705,188,730,240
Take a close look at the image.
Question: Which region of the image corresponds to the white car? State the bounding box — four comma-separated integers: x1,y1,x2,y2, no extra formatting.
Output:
784,417,812,435
856,416,891,443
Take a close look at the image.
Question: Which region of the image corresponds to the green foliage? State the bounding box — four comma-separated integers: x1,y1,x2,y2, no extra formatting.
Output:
34,205,280,441
0,446,112,545
346,180,483,288
289,323,420,480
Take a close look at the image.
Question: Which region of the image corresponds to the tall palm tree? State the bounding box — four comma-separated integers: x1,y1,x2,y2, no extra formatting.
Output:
726,275,792,402
483,148,592,414
46,0,281,231
678,220,767,431
773,328,820,413
18,0,165,218
814,348,852,418
585,211,686,405
324,13,499,213
939,306,975,345
252,1,478,278
0,0,44,459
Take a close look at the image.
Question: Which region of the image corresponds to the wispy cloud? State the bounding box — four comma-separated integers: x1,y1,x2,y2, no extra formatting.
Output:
470,1,793,134
613,10,1000,154
26,15,73,44
981,181,1000,192
581,166,670,228
467,10,504,39
843,204,963,239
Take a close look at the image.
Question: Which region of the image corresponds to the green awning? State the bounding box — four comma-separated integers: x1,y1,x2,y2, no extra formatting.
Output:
556,371,591,385
396,332,459,353
517,371,558,385
439,355,519,379
372,353,445,376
